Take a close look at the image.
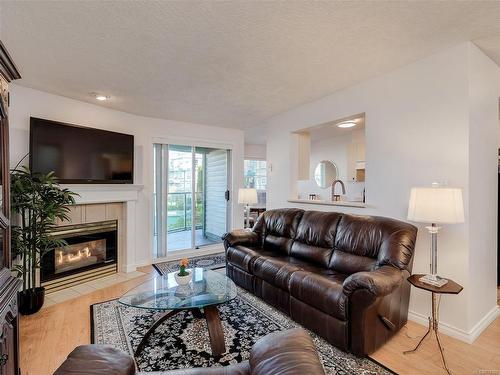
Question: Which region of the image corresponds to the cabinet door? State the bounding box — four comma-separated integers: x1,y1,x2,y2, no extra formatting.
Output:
347,143,357,182
0,313,17,375
356,142,365,162
347,142,366,182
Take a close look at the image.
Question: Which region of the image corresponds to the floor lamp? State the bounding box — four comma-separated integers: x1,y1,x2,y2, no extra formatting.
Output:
406,185,464,374
238,188,258,229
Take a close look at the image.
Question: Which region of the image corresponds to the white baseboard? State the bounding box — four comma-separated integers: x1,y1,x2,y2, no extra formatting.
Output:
408,305,500,344
124,264,138,273
468,305,500,342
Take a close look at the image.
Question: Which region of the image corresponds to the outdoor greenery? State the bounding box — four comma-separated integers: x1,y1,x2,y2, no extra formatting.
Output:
166,163,204,232
10,166,77,292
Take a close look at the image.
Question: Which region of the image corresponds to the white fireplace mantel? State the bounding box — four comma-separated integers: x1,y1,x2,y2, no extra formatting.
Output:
62,184,144,273
62,184,144,205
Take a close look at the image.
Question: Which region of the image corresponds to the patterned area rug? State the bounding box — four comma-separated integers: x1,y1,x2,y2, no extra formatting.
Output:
91,286,395,374
152,252,226,275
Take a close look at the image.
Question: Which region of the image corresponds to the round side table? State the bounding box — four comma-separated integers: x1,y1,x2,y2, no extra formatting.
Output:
404,274,463,375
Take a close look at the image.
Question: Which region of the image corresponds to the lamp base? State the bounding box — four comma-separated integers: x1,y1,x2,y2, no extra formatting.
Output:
419,274,448,288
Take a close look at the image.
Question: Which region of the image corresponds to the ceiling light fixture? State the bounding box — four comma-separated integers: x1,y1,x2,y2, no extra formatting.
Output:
337,121,357,128
91,92,110,101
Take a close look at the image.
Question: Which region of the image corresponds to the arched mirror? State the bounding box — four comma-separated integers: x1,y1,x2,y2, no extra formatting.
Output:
314,160,338,188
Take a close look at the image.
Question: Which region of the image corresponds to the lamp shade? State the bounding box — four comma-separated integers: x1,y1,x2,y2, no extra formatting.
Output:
238,188,258,204
407,187,464,224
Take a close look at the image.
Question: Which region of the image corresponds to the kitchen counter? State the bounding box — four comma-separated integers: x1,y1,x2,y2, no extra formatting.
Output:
287,198,366,208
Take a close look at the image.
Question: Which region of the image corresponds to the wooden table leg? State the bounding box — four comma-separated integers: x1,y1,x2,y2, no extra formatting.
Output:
135,309,180,358
204,306,226,357
191,307,204,319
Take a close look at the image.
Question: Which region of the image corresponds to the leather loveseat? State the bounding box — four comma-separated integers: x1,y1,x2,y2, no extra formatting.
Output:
223,208,417,356
53,328,325,375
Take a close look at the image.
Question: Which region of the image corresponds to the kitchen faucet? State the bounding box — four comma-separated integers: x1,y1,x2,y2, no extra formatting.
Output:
331,179,346,201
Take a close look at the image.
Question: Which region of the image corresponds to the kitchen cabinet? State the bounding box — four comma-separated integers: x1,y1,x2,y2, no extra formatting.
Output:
347,142,365,182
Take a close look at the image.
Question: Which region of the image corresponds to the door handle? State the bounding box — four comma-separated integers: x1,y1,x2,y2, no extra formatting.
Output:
225,190,230,201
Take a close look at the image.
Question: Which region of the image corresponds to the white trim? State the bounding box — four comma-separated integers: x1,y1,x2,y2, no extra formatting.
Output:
126,258,153,273
152,136,234,151
245,157,266,161
61,184,144,191
62,184,143,204
467,305,500,342
408,305,500,343
150,136,238,253
191,147,196,249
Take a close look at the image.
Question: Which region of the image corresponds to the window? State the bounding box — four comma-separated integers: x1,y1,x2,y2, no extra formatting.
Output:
244,159,267,206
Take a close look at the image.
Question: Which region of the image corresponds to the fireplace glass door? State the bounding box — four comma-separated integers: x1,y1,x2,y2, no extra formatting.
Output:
55,239,107,274
41,221,117,283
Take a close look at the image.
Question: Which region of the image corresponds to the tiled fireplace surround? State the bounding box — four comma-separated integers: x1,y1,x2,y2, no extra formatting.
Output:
43,185,144,305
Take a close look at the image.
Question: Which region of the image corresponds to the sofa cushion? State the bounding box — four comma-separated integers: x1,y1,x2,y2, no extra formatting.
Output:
226,245,270,273
252,255,339,290
329,250,376,275
253,208,304,255
289,271,348,320
291,211,342,267
253,256,302,290
331,214,417,272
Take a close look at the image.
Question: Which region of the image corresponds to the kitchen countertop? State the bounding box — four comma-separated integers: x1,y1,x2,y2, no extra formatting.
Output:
287,198,366,208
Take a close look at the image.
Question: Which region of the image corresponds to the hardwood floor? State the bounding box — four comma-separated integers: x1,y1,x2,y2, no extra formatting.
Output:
20,266,500,375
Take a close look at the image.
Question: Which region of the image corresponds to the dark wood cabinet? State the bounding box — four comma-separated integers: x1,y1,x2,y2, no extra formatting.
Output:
0,41,21,375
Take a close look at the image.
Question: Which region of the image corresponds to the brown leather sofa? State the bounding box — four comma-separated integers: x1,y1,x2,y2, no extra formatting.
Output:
53,328,325,375
223,208,417,356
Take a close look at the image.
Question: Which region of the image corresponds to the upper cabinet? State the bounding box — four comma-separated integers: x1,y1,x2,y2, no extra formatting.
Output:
347,141,365,182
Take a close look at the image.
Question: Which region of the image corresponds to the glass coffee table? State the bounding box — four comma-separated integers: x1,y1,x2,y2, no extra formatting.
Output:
119,267,237,358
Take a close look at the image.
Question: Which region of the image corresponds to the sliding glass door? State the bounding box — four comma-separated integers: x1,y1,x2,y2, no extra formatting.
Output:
153,143,231,258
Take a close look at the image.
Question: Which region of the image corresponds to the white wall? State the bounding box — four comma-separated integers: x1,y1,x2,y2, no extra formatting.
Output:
467,43,500,331
244,143,266,160
255,42,499,340
9,84,245,268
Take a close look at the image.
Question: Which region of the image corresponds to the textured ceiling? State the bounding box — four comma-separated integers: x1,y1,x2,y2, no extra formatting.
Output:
2,1,500,129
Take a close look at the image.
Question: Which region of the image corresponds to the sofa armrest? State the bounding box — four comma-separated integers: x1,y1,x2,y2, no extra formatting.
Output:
342,266,404,297
222,229,259,248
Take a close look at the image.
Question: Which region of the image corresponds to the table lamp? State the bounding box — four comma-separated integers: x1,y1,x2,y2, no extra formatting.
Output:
407,185,464,287
238,188,258,228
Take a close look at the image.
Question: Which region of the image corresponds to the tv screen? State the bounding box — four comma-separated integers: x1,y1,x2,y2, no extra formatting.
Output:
30,117,134,184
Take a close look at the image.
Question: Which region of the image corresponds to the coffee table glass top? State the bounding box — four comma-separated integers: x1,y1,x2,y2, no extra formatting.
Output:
118,268,237,311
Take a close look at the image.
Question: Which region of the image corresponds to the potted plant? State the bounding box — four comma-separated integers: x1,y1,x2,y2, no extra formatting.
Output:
10,166,77,315
174,258,191,286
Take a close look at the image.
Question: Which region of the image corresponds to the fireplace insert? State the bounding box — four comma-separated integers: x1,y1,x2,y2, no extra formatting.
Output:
41,221,118,289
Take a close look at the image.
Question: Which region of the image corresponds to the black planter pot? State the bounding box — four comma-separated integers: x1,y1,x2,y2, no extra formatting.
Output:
18,287,45,315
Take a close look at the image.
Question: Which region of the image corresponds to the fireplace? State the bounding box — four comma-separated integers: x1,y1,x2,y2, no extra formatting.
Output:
41,220,118,292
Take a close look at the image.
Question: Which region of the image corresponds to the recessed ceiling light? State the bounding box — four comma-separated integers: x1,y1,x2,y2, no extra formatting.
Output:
337,121,357,128
91,92,110,101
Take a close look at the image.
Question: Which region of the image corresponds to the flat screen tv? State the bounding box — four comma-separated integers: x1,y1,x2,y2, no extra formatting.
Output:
30,117,134,184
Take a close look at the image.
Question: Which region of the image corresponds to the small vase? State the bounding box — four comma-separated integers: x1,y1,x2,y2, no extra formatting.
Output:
174,271,192,286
